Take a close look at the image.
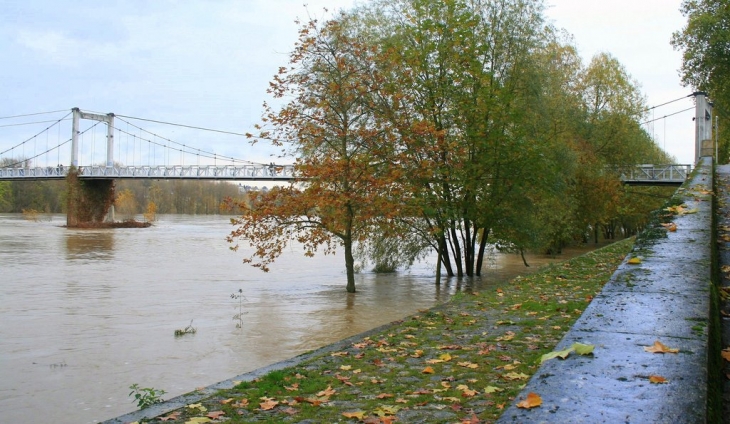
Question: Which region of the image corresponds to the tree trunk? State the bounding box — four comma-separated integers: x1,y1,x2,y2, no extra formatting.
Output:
464,218,474,277
344,237,356,293
475,228,490,276
438,232,455,277
449,220,464,277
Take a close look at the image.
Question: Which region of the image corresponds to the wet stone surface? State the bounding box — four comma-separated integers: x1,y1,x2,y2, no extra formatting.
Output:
498,158,714,424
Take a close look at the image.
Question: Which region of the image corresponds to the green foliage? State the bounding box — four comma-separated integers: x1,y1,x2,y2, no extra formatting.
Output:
128,383,166,409
672,0,730,162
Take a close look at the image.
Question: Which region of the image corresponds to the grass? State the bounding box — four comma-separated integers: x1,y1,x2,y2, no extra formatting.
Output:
145,238,633,424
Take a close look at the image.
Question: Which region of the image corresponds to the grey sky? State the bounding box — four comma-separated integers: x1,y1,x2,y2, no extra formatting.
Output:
0,0,695,167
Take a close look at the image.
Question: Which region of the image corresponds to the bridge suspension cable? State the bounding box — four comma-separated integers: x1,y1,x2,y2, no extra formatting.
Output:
0,109,69,120
642,94,693,113
1,120,103,168
0,111,72,156
114,116,263,166
640,107,695,126
115,114,247,137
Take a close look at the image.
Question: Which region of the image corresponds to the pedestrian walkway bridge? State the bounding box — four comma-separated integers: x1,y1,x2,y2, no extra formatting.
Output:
0,163,294,181
615,164,692,186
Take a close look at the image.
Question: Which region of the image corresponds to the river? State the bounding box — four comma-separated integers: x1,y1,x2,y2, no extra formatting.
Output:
0,214,601,423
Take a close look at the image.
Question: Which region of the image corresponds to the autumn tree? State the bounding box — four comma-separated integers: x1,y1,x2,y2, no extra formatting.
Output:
356,0,561,277
229,15,400,293
672,0,730,162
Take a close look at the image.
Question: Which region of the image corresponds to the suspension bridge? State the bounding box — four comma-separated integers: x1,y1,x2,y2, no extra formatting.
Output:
0,107,294,182
0,93,715,225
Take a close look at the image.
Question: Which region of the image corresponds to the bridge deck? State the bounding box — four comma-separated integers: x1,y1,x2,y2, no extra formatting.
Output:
0,164,295,181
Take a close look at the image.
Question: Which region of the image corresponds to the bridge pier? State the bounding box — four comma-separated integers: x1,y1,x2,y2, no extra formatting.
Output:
66,169,115,227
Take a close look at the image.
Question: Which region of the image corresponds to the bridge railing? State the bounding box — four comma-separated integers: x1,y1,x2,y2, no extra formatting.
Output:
612,164,692,184
0,164,296,181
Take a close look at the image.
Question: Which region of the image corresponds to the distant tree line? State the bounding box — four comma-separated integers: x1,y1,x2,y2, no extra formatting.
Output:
0,159,251,216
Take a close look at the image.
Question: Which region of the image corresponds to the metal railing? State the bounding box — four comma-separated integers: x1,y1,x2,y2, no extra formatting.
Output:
0,164,296,181
613,164,692,185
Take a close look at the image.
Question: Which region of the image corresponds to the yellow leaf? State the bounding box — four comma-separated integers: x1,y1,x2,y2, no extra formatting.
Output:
503,372,530,381
422,366,435,374
342,411,366,419
571,342,595,356
540,348,572,363
516,392,542,409
185,418,212,424
186,403,207,413
649,375,669,384
373,405,400,416
484,386,504,394
644,340,679,354
340,365,352,371
438,353,453,362
628,257,642,264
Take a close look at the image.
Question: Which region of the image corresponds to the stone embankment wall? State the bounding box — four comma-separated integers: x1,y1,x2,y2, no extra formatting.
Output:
498,157,719,423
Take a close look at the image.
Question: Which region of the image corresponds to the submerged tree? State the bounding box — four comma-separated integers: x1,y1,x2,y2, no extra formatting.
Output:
228,16,401,293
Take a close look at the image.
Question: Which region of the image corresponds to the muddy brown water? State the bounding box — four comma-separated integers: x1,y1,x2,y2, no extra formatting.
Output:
0,214,607,423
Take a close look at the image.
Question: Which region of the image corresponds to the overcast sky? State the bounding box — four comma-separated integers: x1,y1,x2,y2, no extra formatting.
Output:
0,0,696,167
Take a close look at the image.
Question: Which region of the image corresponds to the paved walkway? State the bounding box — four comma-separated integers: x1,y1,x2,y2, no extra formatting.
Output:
499,158,717,423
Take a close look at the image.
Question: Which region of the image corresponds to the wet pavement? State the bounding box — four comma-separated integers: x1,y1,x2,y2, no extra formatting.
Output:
499,157,717,424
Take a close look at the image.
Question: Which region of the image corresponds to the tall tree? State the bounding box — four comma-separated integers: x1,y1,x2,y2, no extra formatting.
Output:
671,0,730,161
360,0,556,277
229,15,398,292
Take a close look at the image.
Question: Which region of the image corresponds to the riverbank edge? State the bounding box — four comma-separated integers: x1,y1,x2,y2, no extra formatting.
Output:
102,313,406,424
102,239,633,424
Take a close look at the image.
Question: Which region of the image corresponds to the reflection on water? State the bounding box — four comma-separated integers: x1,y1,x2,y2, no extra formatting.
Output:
65,230,115,260
0,213,607,424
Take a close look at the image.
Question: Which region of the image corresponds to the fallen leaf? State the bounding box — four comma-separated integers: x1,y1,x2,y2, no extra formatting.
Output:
422,366,435,374
259,399,279,410
722,348,730,362
439,353,453,362
284,383,299,391
206,411,225,419
540,348,572,363
376,393,394,399
663,222,677,232
484,386,504,394
218,398,235,405
281,407,298,415
159,411,182,421
186,403,207,413
458,361,479,369
502,372,530,381
373,405,400,416
628,257,642,264
516,392,542,409
340,365,352,371
644,340,679,354
342,411,366,419
572,342,595,356
317,386,336,397
184,418,211,424
649,375,669,384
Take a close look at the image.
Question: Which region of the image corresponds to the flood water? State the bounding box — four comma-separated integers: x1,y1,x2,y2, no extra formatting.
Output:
0,214,602,423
